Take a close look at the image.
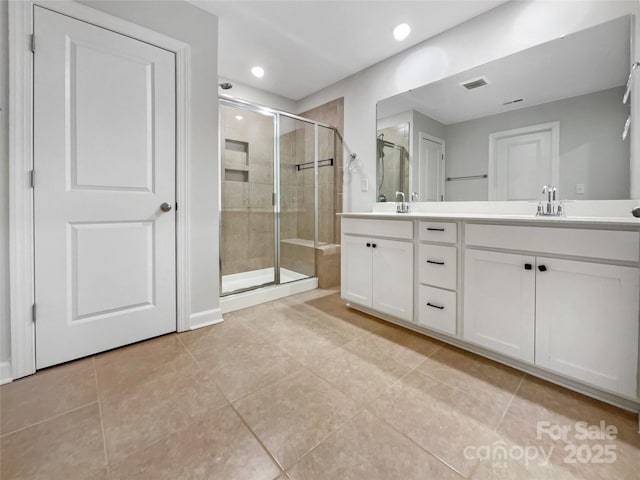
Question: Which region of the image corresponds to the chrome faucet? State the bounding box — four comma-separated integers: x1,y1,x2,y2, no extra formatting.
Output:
537,185,563,216
395,191,409,213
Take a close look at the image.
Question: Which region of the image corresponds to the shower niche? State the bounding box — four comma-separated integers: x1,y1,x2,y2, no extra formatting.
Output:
219,99,340,296
223,139,249,182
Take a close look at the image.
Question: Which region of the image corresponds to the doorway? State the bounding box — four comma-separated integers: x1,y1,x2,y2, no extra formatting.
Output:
488,122,560,200
418,133,445,202
32,6,177,368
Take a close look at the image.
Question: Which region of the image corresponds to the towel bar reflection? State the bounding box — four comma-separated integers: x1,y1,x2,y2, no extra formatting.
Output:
446,174,488,181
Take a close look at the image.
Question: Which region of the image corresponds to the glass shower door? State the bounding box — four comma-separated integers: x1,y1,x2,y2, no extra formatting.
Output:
278,116,316,283
220,103,276,295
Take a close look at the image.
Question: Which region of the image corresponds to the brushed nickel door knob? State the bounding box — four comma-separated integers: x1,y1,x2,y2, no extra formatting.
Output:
632,206,640,218
160,202,172,213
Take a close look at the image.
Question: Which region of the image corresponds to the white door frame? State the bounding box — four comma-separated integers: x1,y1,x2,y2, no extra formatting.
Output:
9,1,192,379
488,121,560,201
418,132,446,201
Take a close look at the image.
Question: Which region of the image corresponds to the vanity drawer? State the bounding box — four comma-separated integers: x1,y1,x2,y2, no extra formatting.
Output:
418,244,457,290
419,221,457,244
342,218,413,240
417,285,456,335
465,224,640,262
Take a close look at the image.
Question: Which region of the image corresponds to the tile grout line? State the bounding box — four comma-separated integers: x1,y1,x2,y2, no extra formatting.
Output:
177,325,306,407
411,358,521,418
495,372,526,430
174,332,204,370
369,404,468,478
93,356,111,476
284,409,366,475
0,400,99,438
228,401,287,473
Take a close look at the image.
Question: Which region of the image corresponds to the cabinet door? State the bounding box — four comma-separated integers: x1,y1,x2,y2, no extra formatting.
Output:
372,238,414,321
463,249,535,362
536,258,639,397
341,235,373,307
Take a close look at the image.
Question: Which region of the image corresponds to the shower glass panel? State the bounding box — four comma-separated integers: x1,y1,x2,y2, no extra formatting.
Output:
377,139,409,202
278,116,316,283
220,103,276,295
317,125,337,244
220,96,338,297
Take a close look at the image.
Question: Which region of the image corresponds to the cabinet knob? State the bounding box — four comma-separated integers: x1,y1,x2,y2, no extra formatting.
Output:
538,265,547,272
524,263,532,270
372,243,377,248
366,242,371,247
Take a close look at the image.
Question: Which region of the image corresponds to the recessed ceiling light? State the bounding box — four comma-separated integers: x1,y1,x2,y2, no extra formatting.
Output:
251,66,265,78
235,115,243,120
393,23,411,41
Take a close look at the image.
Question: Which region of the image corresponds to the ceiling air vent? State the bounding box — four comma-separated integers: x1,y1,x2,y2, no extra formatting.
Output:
503,98,524,106
459,76,490,90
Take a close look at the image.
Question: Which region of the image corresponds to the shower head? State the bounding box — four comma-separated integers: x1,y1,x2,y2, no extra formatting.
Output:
219,82,233,90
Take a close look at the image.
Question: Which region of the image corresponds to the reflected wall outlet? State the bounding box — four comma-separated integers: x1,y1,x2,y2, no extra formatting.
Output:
360,179,368,191
575,183,585,195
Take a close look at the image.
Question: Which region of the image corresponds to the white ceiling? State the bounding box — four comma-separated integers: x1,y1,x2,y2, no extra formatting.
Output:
378,15,630,124
188,0,509,100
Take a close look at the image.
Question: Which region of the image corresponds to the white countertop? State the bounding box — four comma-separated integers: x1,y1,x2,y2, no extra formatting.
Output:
338,211,640,227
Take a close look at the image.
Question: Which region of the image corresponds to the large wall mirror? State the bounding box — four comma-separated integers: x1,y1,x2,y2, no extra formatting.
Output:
376,15,632,202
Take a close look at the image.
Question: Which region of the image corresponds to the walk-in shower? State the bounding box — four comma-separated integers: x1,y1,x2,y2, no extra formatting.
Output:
219,97,339,303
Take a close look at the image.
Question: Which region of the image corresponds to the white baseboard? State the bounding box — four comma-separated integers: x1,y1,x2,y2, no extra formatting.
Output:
0,361,13,385
189,308,224,330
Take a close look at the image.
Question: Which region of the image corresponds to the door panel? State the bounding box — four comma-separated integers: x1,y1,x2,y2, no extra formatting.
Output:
372,238,413,321
34,7,176,368
463,249,535,362
341,235,372,307
535,258,639,397
419,135,444,202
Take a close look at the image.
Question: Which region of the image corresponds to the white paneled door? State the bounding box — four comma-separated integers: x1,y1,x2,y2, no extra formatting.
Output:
33,7,177,368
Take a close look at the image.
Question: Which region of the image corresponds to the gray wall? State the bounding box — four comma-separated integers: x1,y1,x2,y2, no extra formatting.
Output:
445,87,629,201
1,0,219,373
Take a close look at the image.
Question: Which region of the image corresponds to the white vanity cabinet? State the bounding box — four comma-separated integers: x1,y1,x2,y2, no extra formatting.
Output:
341,218,413,321
463,223,640,397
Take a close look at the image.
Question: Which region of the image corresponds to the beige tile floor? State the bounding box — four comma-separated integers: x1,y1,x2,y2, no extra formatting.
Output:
1,288,639,479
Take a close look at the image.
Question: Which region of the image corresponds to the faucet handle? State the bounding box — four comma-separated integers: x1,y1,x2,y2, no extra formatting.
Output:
410,192,419,202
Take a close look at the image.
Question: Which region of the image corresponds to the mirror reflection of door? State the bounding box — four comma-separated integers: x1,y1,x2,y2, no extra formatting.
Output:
488,122,560,201
419,133,445,201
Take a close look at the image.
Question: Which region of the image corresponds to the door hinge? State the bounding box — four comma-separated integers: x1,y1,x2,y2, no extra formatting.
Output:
30,169,35,188
272,193,276,206
30,34,35,54
32,304,36,322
